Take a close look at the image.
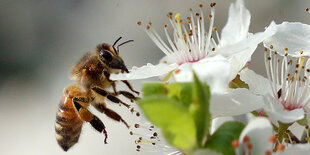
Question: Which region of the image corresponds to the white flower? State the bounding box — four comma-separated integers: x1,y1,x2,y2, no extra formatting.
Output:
240,52,310,124
234,117,310,155
235,117,274,155
238,21,310,124
111,0,276,95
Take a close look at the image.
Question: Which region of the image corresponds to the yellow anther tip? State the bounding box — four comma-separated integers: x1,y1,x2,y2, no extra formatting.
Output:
175,13,181,21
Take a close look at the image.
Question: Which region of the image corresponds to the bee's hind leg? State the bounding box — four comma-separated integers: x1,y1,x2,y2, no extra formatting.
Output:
72,98,108,144
93,103,130,128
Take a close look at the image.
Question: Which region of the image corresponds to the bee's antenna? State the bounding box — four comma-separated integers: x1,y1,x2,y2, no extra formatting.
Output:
113,37,122,47
117,40,134,52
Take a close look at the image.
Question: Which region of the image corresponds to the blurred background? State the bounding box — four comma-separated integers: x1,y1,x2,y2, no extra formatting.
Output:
0,0,310,154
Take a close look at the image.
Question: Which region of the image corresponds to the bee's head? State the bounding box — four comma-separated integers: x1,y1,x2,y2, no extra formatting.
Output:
96,37,133,73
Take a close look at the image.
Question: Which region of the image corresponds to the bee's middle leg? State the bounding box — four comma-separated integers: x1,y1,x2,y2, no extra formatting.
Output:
91,86,130,108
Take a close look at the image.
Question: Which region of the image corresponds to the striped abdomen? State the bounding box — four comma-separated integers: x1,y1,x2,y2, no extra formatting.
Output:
55,87,83,151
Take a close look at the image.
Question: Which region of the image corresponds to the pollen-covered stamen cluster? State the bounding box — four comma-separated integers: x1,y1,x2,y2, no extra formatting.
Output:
233,136,253,155
130,122,181,154
233,135,289,155
137,3,219,65
264,47,310,111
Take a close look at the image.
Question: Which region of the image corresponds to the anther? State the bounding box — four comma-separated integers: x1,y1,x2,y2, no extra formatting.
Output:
148,21,152,26
137,21,142,26
270,45,273,49
210,2,216,7
146,25,151,30
269,135,276,142
195,13,199,16
213,27,217,31
209,14,213,18
135,124,140,128
284,47,288,51
232,140,240,148
285,53,288,56
300,51,304,54
175,69,181,74
276,144,285,151
307,8,310,12
199,4,203,8
265,150,272,155
267,57,271,60
136,112,140,117
243,136,250,142
212,48,215,51
247,143,252,150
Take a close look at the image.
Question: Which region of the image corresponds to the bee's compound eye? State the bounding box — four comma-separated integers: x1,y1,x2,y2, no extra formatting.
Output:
100,50,112,61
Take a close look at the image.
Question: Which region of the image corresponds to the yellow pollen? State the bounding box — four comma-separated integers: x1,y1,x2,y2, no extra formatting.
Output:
175,13,183,35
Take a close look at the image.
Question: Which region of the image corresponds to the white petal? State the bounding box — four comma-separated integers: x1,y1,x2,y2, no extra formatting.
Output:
159,55,176,64
277,144,310,155
110,63,178,80
228,46,256,81
174,55,231,95
220,0,250,47
239,68,272,95
264,94,305,123
238,117,273,155
264,22,310,57
173,63,194,82
216,21,277,57
210,88,264,117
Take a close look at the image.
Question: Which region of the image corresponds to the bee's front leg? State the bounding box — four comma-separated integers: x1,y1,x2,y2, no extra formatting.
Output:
122,80,139,95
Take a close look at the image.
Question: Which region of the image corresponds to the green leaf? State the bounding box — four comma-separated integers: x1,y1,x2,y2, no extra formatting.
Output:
142,83,167,97
190,73,211,147
205,121,245,155
139,95,197,150
166,82,193,108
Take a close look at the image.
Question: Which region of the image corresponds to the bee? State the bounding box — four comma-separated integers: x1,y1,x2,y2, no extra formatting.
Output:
55,37,139,151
